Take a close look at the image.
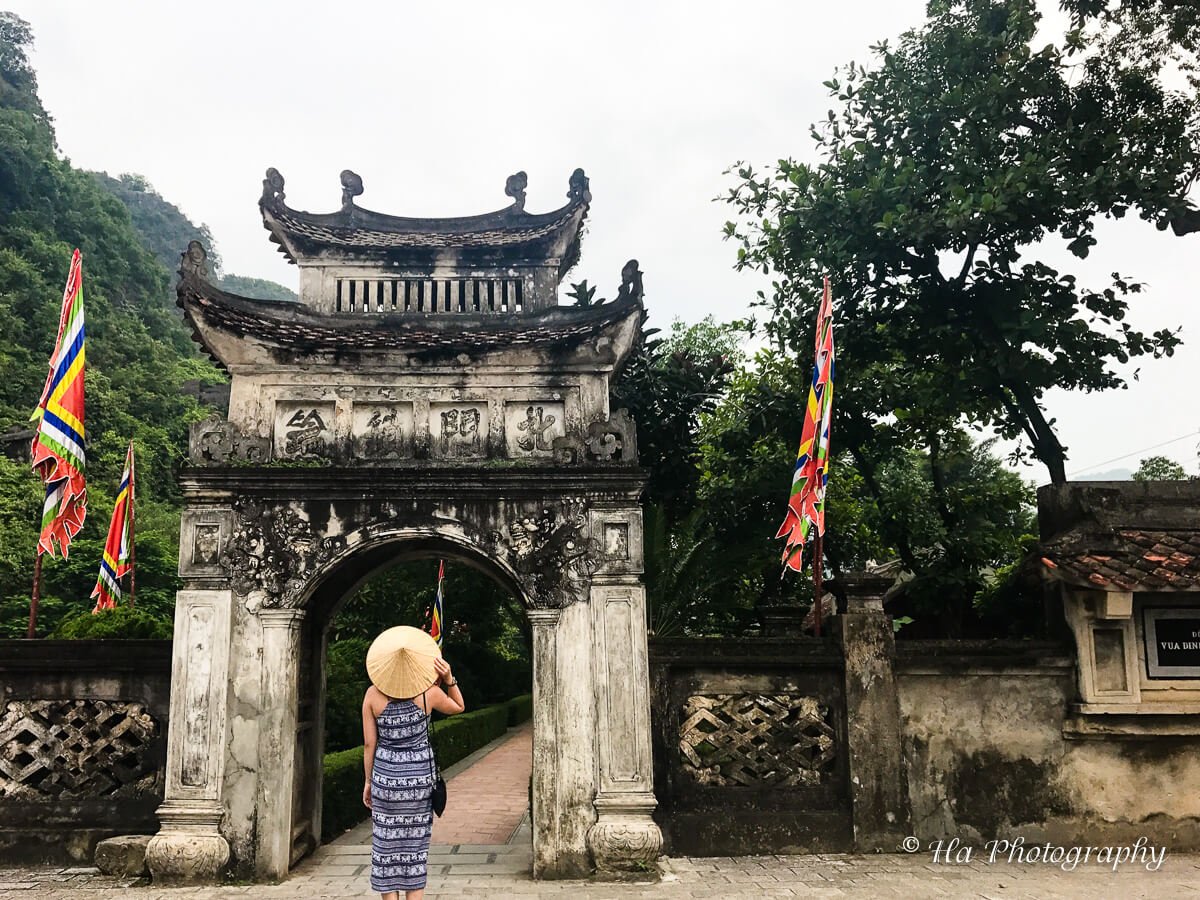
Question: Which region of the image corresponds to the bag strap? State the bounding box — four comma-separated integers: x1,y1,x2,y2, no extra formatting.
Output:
420,692,440,781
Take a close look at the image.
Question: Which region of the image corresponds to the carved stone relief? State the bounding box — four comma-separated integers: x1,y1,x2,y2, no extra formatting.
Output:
351,402,414,460
189,416,270,465
430,403,487,459
585,409,638,464
222,502,346,610
604,523,630,560
274,403,335,460
506,402,565,458
193,524,222,566
492,501,601,608
551,435,585,465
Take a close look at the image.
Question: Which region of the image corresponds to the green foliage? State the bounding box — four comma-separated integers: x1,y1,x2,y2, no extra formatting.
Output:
612,316,747,521
430,703,509,770
566,279,597,306
217,274,297,302
51,604,172,639
324,638,371,753
697,348,1035,636
320,745,365,841
504,693,532,727
0,17,233,637
91,172,220,278
724,0,1194,484
323,559,530,751
1132,455,1189,481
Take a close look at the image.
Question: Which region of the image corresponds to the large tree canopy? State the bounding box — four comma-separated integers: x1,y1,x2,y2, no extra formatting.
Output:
725,0,1195,484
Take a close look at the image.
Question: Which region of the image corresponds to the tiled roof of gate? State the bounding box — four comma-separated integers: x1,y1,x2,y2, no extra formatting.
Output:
1041,529,1200,591
258,167,589,271
177,276,641,370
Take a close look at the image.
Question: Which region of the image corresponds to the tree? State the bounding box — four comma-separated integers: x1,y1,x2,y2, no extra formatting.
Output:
611,316,746,522
0,17,222,636
724,0,1193,484
698,348,1035,635
1132,455,1188,481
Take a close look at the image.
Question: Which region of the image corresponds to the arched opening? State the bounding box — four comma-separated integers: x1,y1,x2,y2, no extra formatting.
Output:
289,535,535,868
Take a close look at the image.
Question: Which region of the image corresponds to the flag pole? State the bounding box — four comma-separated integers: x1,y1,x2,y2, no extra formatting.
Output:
28,553,42,638
812,533,823,637
127,442,136,608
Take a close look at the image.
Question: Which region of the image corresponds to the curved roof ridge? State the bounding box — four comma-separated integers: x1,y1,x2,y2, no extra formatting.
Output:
258,167,591,267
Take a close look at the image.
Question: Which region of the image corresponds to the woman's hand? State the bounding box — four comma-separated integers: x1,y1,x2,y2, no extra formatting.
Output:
363,782,372,810
434,657,455,686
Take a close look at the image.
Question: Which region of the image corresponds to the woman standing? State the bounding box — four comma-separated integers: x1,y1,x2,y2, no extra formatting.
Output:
362,626,466,900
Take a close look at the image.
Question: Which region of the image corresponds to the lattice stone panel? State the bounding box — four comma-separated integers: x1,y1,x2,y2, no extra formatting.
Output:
0,699,160,800
678,693,837,787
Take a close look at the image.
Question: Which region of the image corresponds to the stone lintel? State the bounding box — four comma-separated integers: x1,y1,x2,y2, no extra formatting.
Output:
178,467,647,502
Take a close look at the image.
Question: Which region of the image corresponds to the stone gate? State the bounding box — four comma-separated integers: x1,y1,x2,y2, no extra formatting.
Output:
145,168,663,883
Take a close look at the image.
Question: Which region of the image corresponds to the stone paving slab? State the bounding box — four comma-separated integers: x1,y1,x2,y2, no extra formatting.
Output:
4,852,1200,898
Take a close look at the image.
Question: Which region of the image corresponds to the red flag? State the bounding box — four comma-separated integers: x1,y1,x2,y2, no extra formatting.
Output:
31,250,87,557
777,277,835,571
91,442,134,611
429,560,445,647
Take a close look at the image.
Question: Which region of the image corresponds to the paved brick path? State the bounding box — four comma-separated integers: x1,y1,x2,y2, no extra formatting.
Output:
431,720,532,846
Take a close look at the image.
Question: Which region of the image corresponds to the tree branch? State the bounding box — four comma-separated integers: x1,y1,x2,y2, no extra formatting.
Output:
1170,206,1200,236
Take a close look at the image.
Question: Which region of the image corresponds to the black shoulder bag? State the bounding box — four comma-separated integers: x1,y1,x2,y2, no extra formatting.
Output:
421,694,447,817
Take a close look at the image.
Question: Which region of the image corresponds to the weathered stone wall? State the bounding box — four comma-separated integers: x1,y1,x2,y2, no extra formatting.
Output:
0,640,172,864
897,640,1200,849
648,638,853,856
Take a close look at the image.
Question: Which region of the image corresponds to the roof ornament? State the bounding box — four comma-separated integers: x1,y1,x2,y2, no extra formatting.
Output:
261,168,285,206
567,168,591,205
180,240,210,281
505,171,528,212
616,259,643,304
340,170,364,209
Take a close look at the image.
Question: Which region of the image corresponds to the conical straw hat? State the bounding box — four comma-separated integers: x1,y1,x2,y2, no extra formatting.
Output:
366,626,441,699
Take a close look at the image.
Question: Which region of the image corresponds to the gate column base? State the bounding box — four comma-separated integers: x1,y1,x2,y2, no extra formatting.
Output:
145,801,229,885
587,794,662,875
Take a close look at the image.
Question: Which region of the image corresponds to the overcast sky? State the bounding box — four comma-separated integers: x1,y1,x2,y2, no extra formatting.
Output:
9,0,1198,481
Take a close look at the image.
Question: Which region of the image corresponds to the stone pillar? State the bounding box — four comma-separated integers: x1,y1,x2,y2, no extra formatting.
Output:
147,589,234,884
529,603,599,878
529,607,562,878
255,608,306,880
836,573,909,852
586,581,663,874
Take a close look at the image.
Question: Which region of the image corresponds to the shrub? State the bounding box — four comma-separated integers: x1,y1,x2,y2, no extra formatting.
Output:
51,605,173,639
321,746,365,842
430,703,508,769
324,637,371,752
504,693,532,727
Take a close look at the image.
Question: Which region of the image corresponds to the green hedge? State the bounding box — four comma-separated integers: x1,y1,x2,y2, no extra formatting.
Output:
505,693,532,727
322,695,530,841
322,745,366,841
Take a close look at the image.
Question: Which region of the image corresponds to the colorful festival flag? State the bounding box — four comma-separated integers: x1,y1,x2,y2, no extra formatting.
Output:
776,276,835,572
31,249,87,557
91,442,135,611
430,559,445,647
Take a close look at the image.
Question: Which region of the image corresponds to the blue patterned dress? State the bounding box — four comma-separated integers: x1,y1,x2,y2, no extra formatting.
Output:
370,698,435,893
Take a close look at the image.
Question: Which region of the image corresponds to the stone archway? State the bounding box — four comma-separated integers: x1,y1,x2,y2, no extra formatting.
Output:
294,531,532,864
147,471,661,883
143,163,663,885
